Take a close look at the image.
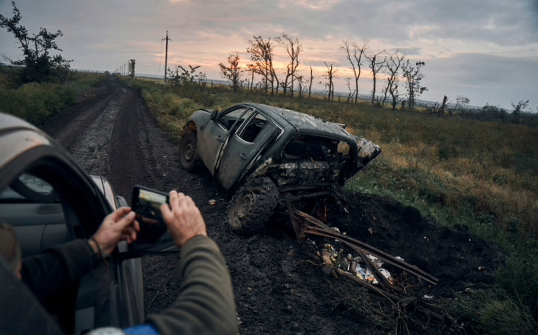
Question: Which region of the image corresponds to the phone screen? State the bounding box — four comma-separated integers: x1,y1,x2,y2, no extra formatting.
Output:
136,189,167,221
132,186,169,243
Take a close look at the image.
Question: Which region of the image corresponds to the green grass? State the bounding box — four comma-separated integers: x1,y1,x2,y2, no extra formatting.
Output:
123,77,537,333
0,71,107,125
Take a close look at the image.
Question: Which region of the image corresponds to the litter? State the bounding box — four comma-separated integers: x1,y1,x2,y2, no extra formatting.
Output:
208,199,217,206
321,242,392,286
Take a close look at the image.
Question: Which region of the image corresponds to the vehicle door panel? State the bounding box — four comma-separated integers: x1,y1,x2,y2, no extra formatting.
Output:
216,113,277,189
198,107,252,175
198,119,228,175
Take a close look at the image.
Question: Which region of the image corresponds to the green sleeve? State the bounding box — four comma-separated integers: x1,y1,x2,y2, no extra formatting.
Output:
147,236,238,335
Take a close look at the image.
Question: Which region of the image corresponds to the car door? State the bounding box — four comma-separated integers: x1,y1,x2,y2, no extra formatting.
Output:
216,111,278,189
0,141,139,333
198,106,254,175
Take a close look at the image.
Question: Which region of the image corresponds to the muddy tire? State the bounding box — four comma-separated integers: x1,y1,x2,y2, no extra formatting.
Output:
179,132,200,172
228,177,279,236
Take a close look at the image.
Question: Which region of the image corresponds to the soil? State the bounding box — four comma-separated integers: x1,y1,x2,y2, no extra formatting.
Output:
40,76,505,334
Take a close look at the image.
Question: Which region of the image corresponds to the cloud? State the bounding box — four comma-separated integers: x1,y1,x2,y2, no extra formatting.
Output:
0,0,536,110
279,0,342,11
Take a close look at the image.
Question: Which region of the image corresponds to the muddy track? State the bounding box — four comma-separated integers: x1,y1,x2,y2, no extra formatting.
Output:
40,76,503,335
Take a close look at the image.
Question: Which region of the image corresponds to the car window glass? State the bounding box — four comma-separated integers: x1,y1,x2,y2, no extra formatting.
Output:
219,108,253,131
237,113,268,143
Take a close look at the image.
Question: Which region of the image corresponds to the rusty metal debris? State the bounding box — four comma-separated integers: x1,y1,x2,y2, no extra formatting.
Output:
286,208,440,308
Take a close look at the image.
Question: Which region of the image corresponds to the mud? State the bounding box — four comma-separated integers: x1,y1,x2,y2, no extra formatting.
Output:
40,76,505,334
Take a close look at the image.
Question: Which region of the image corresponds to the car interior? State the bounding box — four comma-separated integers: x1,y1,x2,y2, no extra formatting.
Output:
0,156,127,334
0,174,68,258
218,108,269,144
236,114,268,143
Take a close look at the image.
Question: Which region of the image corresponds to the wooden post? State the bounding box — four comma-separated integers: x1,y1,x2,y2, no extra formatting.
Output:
163,31,171,88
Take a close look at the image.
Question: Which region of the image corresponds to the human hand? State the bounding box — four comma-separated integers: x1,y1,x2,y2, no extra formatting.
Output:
90,207,140,256
161,191,207,248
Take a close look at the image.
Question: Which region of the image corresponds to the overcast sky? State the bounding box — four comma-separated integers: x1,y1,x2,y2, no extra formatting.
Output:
1,0,537,111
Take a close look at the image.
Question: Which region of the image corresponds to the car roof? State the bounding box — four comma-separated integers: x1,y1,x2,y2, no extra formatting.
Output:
242,103,356,142
0,112,40,133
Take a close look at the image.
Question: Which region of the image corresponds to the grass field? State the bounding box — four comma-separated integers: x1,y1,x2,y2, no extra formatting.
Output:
124,76,537,334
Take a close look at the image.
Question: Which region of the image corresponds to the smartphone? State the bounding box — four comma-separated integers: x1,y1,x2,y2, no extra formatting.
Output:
131,185,169,243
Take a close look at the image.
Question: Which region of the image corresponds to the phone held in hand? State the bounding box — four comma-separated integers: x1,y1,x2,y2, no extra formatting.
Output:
131,185,170,243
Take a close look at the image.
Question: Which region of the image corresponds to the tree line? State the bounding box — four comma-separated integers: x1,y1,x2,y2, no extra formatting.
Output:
217,33,428,112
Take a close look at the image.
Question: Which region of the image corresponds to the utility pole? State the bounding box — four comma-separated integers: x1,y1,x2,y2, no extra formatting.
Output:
162,31,171,88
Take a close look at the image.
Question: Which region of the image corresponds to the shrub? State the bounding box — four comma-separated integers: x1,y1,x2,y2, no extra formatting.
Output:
0,82,75,124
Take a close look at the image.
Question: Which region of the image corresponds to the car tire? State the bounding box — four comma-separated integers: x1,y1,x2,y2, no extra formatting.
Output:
228,177,279,236
179,132,201,172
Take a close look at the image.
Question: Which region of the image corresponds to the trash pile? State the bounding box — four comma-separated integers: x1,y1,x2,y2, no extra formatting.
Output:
320,242,394,285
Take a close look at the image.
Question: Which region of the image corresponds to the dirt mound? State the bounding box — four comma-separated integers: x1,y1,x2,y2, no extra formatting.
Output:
329,194,504,295
210,192,506,334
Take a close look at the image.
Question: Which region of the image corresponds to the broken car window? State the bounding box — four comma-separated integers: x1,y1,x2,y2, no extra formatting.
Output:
237,113,268,143
219,108,254,131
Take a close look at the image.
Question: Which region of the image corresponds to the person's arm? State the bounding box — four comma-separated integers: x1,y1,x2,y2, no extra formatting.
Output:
0,256,65,335
21,239,98,302
146,191,238,335
22,207,140,301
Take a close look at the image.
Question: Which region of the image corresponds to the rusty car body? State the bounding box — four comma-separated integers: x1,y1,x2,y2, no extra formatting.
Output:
179,103,381,235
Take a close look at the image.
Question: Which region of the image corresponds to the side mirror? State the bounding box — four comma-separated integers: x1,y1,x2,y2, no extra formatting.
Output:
210,109,218,120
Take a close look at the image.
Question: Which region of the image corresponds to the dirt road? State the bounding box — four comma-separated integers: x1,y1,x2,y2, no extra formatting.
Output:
41,76,503,334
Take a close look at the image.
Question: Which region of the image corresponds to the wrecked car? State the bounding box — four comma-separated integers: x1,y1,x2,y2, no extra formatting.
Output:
179,103,381,236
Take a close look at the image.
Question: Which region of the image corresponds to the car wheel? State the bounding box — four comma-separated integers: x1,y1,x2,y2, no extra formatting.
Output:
228,177,279,236
179,132,200,172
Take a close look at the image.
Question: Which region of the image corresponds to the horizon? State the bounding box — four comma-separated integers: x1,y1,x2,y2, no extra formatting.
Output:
0,0,537,111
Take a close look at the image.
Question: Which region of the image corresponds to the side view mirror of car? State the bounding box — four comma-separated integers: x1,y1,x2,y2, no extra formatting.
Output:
210,109,218,120
129,185,178,253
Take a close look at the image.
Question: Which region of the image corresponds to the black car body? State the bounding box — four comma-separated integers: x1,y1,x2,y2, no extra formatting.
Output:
179,103,381,235
187,103,380,189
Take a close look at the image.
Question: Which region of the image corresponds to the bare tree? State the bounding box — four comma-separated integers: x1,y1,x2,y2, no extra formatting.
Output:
247,36,277,95
345,77,354,103
275,33,302,98
321,62,338,102
219,54,242,92
296,75,307,98
340,39,368,104
402,60,427,111
455,95,470,110
308,66,314,98
246,63,256,92
440,95,448,114
511,99,529,124
365,49,387,107
382,50,404,110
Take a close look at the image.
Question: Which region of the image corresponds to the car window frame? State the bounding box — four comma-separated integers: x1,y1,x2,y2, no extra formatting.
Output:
234,111,270,144
216,106,255,133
